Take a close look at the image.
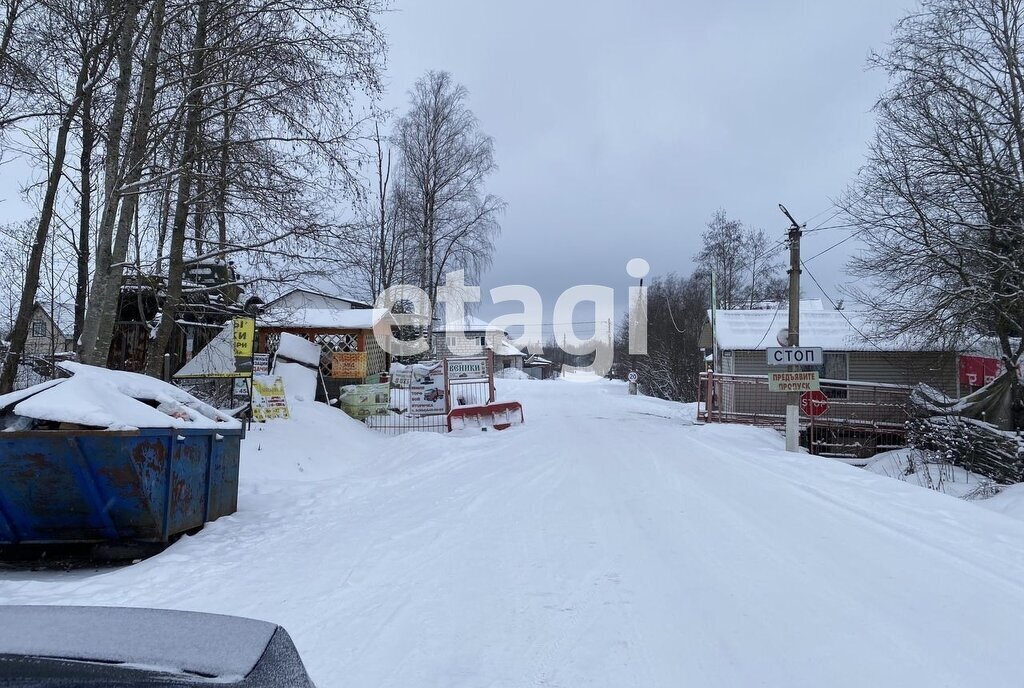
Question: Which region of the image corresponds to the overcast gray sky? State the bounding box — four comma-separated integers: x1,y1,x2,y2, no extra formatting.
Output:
378,0,912,326
0,1,913,331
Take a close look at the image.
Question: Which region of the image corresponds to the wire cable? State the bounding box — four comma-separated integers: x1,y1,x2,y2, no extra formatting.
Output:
803,230,864,263
800,259,906,366
752,301,784,350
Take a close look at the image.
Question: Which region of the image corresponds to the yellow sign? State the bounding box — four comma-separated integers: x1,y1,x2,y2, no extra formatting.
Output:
768,371,820,392
233,317,255,357
252,375,290,421
331,351,367,379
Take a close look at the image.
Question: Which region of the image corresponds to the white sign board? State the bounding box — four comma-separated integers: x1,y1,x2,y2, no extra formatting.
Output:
446,357,488,381
253,353,270,376
627,371,638,383
768,371,820,392
766,347,823,366
410,378,446,414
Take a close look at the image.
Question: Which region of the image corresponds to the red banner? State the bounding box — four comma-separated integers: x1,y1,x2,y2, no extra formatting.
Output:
959,355,1000,388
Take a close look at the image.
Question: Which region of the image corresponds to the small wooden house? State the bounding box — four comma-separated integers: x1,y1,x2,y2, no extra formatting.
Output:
257,300,396,400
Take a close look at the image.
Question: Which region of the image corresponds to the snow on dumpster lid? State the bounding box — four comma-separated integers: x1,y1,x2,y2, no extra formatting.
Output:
0,363,240,431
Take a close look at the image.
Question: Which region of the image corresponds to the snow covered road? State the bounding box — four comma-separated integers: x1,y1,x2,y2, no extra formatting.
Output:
3,378,1024,687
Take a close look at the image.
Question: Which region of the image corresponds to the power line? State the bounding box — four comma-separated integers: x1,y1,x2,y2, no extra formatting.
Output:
806,208,844,231
803,230,864,263
803,204,840,225
753,301,784,349
802,222,862,235
800,259,904,366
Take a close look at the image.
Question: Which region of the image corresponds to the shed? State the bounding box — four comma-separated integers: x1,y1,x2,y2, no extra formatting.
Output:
258,306,396,400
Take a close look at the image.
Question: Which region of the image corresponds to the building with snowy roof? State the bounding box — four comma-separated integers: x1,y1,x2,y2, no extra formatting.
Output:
700,308,960,394
432,315,525,371
697,308,966,458
257,298,397,400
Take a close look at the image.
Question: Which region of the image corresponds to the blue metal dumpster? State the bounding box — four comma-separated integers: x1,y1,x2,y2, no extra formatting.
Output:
0,427,242,545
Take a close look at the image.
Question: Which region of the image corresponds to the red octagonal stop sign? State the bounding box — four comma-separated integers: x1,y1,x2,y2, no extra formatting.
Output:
800,390,829,417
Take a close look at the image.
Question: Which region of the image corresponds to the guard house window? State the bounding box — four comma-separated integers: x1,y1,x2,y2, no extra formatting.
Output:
31,321,45,337
818,352,849,399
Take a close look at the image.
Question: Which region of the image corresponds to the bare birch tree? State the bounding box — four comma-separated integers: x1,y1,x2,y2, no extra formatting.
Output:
394,70,504,310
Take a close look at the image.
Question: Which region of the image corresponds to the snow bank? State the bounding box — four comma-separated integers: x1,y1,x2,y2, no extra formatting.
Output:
978,483,1024,520
496,367,532,380
864,449,998,500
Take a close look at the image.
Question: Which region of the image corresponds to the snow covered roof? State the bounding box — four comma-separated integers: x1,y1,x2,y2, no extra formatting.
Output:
492,339,526,357
261,307,393,330
708,309,934,352
264,287,370,309
0,363,239,430
434,315,504,333
746,299,825,312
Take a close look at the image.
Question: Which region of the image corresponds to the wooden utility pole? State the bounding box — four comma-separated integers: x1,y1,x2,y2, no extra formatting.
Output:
779,204,803,452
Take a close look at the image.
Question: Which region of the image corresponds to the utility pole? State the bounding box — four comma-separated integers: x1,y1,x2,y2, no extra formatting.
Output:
779,204,803,453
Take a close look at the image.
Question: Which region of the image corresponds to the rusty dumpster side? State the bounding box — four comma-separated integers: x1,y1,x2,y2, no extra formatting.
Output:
0,428,241,545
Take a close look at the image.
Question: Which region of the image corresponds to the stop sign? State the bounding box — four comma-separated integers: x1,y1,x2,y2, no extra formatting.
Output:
800,390,829,417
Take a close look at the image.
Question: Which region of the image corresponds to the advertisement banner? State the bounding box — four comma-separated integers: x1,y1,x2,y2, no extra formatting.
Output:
233,316,255,376
331,351,368,379
338,382,390,421
959,355,1001,389
251,375,290,421
410,377,446,415
253,353,270,376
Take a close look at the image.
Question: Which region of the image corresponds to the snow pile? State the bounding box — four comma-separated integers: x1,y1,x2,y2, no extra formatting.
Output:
274,362,317,402
0,362,238,431
275,333,321,367
864,449,998,500
978,483,1024,520
496,367,532,380
272,334,321,402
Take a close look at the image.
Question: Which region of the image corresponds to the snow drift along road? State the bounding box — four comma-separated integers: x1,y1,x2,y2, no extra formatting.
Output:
2,378,1024,687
